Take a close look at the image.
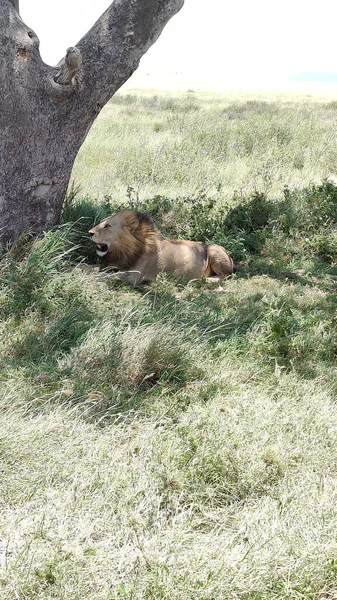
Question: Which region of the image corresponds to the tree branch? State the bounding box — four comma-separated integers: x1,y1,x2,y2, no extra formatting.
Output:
75,0,184,110
0,0,44,98
8,0,19,12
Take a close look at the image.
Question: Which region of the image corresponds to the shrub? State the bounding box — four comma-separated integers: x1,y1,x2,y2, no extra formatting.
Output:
60,178,337,266
279,180,337,232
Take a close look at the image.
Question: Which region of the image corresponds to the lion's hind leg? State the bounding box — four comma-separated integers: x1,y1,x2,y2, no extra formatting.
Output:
207,244,234,279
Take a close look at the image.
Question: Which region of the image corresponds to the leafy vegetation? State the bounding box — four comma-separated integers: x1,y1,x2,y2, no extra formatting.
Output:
1,91,337,599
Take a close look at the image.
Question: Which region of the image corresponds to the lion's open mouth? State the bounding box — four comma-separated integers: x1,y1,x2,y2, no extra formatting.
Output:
96,243,108,252
95,243,109,257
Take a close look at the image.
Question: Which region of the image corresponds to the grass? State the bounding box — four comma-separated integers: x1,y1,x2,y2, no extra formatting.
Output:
71,90,337,201
1,90,337,599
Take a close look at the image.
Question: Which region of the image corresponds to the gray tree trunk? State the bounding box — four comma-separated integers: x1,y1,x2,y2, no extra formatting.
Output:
0,0,184,244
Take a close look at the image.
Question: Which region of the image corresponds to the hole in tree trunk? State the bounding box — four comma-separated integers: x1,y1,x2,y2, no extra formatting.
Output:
18,48,29,60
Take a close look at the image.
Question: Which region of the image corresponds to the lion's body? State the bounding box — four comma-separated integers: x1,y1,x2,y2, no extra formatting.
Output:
89,210,234,284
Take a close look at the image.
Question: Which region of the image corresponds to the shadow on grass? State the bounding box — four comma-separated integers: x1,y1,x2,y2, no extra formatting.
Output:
235,257,337,288
2,181,337,423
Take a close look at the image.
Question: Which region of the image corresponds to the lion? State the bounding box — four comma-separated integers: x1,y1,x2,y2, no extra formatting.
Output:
89,210,234,284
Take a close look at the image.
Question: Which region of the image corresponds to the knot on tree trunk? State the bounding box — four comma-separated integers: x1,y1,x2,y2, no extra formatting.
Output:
54,47,82,85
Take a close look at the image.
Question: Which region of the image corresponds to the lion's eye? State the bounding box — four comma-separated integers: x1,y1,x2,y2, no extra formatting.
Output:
104,224,110,229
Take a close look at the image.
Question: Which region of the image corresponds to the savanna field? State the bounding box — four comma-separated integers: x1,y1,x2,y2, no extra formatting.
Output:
1,90,337,599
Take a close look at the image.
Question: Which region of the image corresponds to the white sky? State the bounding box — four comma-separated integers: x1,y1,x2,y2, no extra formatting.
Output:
20,0,337,87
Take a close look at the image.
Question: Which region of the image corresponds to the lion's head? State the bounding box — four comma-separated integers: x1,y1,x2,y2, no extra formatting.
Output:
89,210,160,267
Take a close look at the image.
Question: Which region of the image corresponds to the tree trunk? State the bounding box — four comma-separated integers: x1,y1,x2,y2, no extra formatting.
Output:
0,0,184,244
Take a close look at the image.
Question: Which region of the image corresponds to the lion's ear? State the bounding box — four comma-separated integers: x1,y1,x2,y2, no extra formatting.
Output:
125,213,139,234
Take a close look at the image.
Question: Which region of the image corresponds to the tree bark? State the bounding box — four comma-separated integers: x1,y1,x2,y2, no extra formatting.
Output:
0,0,184,244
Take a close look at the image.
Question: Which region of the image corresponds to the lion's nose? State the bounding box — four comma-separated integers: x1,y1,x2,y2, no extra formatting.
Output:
89,231,94,237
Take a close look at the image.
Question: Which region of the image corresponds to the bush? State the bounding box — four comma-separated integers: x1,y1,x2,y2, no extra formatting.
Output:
60,178,337,267
279,180,337,233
